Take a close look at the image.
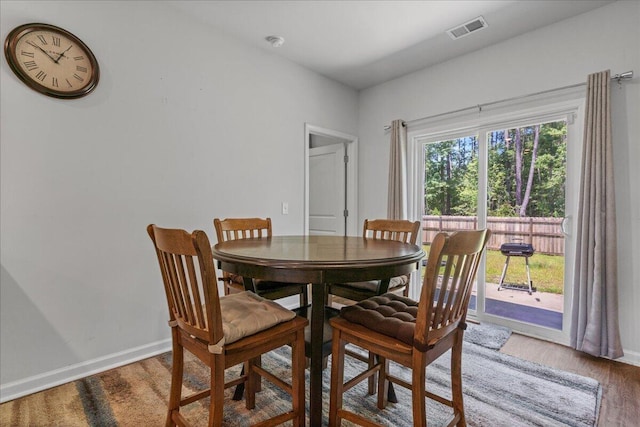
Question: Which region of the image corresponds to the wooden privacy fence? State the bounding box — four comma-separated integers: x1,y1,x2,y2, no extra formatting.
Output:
422,215,565,255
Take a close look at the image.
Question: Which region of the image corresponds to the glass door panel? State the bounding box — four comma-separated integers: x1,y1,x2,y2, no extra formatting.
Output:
484,121,567,330
421,135,479,309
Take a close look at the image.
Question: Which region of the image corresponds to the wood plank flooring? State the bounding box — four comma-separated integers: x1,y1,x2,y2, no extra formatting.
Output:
500,333,640,427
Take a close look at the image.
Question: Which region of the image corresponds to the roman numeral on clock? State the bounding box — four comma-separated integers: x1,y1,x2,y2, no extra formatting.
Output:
23,60,38,71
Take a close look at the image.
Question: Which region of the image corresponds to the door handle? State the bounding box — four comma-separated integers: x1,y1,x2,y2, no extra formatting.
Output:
561,216,570,236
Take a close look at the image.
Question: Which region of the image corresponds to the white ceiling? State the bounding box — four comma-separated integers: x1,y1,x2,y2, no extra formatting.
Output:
166,0,614,90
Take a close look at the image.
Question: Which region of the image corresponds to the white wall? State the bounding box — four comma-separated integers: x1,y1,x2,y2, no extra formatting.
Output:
357,1,640,364
0,1,358,399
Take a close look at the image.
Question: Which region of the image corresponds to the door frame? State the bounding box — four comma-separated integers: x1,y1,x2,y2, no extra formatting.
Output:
304,123,358,235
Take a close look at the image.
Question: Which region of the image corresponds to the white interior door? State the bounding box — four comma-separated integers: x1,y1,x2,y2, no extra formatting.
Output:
309,143,346,235
304,123,358,236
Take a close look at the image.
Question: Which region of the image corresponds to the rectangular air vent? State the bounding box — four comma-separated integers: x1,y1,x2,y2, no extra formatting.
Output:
447,16,488,40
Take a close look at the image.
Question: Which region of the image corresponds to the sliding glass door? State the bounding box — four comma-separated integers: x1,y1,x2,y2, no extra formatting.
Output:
410,101,584,343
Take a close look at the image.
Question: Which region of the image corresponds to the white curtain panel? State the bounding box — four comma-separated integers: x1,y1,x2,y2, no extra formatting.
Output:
387,119,408,220
571,70,624,359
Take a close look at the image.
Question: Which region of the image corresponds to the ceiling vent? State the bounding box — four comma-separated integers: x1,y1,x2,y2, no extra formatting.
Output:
447,16,488,40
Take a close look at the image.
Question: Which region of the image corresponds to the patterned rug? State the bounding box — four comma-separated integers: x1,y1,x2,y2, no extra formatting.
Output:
0,323,601,426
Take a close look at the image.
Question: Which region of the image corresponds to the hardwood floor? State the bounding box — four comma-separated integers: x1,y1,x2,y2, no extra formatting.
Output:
500,333,640,426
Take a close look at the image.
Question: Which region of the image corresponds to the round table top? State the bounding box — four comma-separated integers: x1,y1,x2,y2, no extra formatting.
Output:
213,235,423,266
212,235,424,283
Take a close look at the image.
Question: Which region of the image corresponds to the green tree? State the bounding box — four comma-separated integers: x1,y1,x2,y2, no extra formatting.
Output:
424,121,566,218
424,136,477,215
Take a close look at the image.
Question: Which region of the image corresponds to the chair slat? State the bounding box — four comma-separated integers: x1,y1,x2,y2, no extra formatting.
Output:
158,252,179,320
165,253,187,321
175,254,196,325
185,255,206,329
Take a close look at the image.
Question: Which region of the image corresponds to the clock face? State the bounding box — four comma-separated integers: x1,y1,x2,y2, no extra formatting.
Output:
4,23,99,98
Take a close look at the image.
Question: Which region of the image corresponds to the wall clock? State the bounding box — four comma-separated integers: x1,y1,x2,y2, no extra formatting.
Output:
4,23,99,99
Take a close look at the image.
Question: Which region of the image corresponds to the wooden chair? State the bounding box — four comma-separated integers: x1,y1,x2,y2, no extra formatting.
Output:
328,219,421,392
328,219,421,303
214,217,309,307
329,229,490,427
147,224,308,427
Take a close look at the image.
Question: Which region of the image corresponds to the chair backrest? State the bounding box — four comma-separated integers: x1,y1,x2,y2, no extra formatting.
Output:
414,229,490,350
213,217,272,242
363,219,421,245
147,224,223,346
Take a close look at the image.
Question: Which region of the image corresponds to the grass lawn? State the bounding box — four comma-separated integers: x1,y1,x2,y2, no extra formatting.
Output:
486,249,564,294
422,247,565,294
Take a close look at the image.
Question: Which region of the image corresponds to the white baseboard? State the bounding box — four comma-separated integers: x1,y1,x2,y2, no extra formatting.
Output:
0,339,172,404
512,331,640,368
619,349,640,367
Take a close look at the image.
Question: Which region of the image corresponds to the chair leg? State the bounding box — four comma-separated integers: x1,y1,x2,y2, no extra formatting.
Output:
255,356,262,392
231,357,263,401
451,333,467,426
376,356,389,409
292,329,306,427
245,360,256,410
166,334,183,427
300,284,309,307
232,365,245,401
366,352,376,395
209,354,225,427
329,330,346,427
411,352,427,427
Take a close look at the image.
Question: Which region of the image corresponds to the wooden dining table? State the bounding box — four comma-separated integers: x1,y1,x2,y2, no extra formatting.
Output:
212,235,425,426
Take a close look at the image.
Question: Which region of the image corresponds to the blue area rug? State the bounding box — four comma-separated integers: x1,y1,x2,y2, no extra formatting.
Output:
220,322,600,426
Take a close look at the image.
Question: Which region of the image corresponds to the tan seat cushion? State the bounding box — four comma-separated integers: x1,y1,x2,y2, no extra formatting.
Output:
220,291,296,344
226,274,302,291
339,293,417,346
335,275,409,292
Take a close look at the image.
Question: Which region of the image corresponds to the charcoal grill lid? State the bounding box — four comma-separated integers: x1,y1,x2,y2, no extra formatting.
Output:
500,242,535,255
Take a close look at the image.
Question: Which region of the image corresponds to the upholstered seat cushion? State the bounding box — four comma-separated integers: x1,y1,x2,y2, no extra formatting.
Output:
227,274,302,291
220,291,296,344
339,293,418,346
335,275,409,292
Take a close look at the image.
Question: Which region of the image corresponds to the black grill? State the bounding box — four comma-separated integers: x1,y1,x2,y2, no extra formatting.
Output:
498,242,536,294
500,243,535,257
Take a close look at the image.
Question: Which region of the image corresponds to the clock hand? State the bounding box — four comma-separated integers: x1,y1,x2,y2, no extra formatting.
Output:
55,45,72,63
26,40,58,63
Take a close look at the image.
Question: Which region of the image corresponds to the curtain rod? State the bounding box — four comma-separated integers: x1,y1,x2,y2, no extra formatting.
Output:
383,70,634,131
